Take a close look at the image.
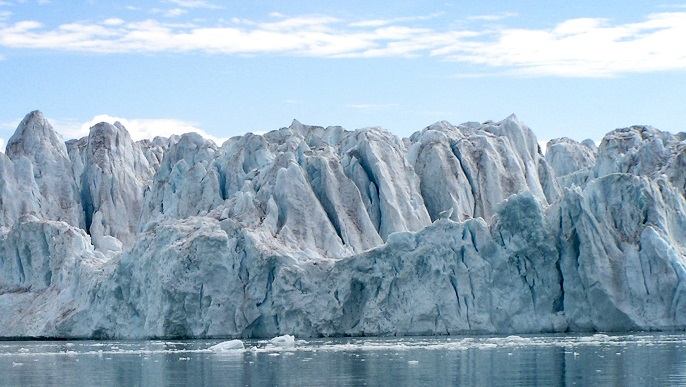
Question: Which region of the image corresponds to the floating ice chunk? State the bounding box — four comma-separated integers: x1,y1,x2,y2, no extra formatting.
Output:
269,335,296,347
209,340,245,352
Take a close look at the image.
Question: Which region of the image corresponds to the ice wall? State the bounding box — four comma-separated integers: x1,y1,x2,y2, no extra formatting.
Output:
1,110,685,338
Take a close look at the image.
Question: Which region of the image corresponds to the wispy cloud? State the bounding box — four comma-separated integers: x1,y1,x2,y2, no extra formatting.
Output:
0,10,11,20
450,72,503,79
163,8,187,18
102,18,125,26
0,119,19,132
348,19,391,28
167,0,221,9
466,12,518,22
348,13,444,28
1,12,685,77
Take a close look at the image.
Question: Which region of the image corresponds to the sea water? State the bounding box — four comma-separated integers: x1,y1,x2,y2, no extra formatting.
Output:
2,333,686,386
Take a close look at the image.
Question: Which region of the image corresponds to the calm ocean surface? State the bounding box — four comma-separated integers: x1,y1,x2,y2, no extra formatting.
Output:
2,333,686,386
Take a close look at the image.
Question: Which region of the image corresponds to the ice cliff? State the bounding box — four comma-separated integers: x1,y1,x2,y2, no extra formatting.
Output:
1,110,686,339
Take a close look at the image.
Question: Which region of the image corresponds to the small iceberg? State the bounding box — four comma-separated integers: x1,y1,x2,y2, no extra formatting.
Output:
209,340,245,353
269,334,296,347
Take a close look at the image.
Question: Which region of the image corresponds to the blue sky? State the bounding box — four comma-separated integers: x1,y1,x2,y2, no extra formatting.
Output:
1,0,686,149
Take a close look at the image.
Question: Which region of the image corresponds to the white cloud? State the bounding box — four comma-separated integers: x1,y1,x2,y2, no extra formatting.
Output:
450,72,500,78
433,12,682,77
347,13,443,28
167,0,221,9
0,114,226,145
0,12,685,77
57,115,226,145
348,19,392,28
0,10,11,20
466,12,518,22
164,8,187,18
102,18,125,26
0,119,19,132
0,119,19,153
443,12,686,77
538,140,548,156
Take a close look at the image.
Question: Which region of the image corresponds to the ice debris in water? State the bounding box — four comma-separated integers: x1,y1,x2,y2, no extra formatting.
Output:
269,335,296,347
209,340,245,352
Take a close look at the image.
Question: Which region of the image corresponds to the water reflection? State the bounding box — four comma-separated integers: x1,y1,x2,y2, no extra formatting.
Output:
2,334,686,386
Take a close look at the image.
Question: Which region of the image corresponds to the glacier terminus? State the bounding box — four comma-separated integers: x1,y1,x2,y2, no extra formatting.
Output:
1,110,686,339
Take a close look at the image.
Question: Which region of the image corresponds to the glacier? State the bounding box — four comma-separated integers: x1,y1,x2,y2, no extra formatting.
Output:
1,110,686,339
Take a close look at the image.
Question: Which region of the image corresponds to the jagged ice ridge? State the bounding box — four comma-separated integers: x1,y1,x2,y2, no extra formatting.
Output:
1,110,686,339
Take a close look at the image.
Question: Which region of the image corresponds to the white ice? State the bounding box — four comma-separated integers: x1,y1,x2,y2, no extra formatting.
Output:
1,111,686,339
